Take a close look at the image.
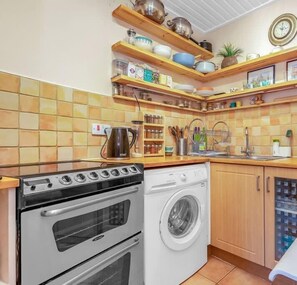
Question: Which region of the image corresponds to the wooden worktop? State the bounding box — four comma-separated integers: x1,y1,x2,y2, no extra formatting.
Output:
0,177,19,190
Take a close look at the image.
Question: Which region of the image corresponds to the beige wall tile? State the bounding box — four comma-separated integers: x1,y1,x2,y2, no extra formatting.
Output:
268,125,281,136
0,72,20,93
73,132,87,145
20,147,39,163
278,114,291,125
87,146,101,158
58,101,73,117
57,116,72,131
0,110,18,128
73,104,88,118
270,104,290,115
88,106,101,120
40,82,57,99
73,90,88,104
0,129,18,146
73,146,87,159
20,95,39,113
88,133,101,146
19,130,39,146
40,114,57,130
19,112,39,129
58,147,73,161
58,132,73,146
0,91,19,110
40,98,57,115
20,77,39,96
40,147,57,162
0,148,19,165
40,131,57,146
57,86,73,102
101,108,125,122
88,93,103,106
73,118,88,132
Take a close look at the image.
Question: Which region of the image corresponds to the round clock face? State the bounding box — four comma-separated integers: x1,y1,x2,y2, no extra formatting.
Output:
268,13,297,46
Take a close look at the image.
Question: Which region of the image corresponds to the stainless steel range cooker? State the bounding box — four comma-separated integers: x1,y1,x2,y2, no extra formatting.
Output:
0,160,144,285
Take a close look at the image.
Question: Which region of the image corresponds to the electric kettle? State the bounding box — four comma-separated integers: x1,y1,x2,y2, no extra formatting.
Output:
101,127,137,159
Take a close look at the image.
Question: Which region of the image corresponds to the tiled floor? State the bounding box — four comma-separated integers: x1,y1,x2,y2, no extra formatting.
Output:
181,256,271,285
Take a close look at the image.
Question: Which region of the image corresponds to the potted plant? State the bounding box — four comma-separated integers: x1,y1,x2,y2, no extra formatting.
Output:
217,43,243,68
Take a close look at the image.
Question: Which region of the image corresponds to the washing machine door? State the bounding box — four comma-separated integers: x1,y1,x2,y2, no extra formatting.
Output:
159,188,204,251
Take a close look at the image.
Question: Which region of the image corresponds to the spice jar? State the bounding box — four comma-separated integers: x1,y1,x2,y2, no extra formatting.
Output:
144,114,149,123
147,129,152,139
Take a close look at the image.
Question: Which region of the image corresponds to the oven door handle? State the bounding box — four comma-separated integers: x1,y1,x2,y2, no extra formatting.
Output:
40,186,139,217
63,237,140,285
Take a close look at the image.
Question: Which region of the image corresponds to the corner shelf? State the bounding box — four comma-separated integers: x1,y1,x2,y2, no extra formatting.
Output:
112,5,213,59
112,41,206,81
112,75,204,100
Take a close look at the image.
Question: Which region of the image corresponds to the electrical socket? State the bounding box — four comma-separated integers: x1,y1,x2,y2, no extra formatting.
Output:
91,123,111,135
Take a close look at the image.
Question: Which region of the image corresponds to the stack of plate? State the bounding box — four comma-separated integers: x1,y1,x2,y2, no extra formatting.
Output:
174,84,195,93
195,86,215,96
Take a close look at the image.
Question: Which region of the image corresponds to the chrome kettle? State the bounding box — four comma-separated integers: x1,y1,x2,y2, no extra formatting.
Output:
101,127,137,159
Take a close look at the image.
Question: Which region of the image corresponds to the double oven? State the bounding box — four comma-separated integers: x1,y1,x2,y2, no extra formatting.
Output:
1,161,144,285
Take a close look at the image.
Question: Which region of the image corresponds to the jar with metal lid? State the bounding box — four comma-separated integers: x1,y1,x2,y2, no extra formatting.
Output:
159,116,163,124
144,114,149,123
146,144,151,154
148,114,153,123
152,115,157,124
147,129,152,139
158,144,162,153
159,130,163,139
144,128,148,138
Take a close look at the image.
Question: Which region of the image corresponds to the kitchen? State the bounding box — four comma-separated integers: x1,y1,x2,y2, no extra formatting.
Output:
1,0,297,284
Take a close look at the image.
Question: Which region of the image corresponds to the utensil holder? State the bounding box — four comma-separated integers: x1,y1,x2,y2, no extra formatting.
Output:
177,138,188,156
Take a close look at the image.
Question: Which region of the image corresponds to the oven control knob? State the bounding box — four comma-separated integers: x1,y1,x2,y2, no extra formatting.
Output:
111,169,120,176
180,174,187,182
47,183,53,188
121,168,129,175
60,175,72,185
75,173,86,183
100,170,110,178
30,185,36,191
129,166,137,173
88,171,99,180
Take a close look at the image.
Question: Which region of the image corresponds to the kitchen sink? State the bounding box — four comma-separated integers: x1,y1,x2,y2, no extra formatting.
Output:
212,154,283,161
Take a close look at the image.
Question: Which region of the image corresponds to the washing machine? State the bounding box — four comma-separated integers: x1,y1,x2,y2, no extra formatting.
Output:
144,163,208,285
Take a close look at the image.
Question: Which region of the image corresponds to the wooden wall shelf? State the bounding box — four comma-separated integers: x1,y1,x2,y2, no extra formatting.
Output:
112,5,213,59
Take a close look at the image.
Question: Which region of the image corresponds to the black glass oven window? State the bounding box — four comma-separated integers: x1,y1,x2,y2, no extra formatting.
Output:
52,200,130,252
77,253,130,285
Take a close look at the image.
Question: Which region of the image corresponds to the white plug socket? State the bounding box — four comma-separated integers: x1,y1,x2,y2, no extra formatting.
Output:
91,123,111,135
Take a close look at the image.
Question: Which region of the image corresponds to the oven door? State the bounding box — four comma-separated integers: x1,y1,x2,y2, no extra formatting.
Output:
46,233,143,285
20,183,143,285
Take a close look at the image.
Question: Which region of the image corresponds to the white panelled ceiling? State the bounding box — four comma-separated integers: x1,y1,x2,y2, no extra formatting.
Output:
162,0,277,33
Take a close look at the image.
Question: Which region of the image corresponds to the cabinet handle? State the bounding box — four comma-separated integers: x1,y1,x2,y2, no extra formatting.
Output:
266,176,270,193
257,176,260,191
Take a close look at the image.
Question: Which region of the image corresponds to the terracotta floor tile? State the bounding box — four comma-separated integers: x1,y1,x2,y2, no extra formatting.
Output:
181,272,216,285
218,268,271,285
198,256,235,283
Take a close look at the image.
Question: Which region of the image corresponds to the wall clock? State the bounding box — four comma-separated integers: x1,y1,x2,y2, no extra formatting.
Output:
268,13,297,46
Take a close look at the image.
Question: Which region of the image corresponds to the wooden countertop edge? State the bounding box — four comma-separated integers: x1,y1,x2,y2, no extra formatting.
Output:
0,177,19,190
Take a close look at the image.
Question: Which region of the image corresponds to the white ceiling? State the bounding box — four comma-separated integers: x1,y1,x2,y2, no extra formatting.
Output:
163,0,277,34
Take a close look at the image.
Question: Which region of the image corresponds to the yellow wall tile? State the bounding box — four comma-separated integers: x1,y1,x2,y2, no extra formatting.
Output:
88,93,102,106
0,91,19,110
40,98,57,115
40,147,57,162
20,147,39,163
40,131,57,146
20,77,39,96
73,132,87,145
87,146,100,158
19,112,39,129
58,147,73,161
88,106,101,120
20,95,39,113
88,133,101,146
73,146,88,159
73,104,88,118
0,110,18,128
101,109,125,122
278,114,291,125
19,130,39,146
58,101,73,117
270,104,290,115
58,132,73,146
73,90,88,104
57,116,72,131
57,86,73,102
40,82,57,99
0,148,19,165
73,118,88,132
0,129,18,146
0,72,20,93
39,114,57,130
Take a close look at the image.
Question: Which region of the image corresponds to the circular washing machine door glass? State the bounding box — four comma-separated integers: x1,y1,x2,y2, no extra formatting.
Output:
160,188,204,251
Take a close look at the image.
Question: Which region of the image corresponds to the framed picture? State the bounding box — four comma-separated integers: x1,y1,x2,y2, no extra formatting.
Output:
287,59,297,81
247,65,275,88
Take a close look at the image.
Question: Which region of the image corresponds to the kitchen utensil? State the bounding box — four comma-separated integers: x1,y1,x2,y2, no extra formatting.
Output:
134,36,153,51
199,40,212,52
177,138,188,155
126,28,136,44
102,127,137,159
174,83,195,93
131,0,167,24
112,59,129,77
153,44,172,58
173,52,195,67
166,17,193,39
194,61,216,73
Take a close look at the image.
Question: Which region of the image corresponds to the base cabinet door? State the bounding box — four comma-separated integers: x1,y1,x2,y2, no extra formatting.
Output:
211,163,264,265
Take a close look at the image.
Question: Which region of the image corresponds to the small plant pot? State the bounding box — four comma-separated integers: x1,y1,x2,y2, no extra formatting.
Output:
221,56,238,68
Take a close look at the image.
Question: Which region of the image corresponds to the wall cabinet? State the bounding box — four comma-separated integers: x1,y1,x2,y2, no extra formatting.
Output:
211,163,265,265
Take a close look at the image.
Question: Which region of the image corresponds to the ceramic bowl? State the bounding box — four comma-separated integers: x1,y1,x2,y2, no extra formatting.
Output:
173,52,195,67
165,146,174,152
194,61,216,73
134,36,153,52
153,45,172,59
